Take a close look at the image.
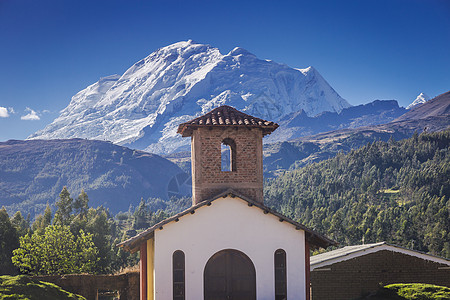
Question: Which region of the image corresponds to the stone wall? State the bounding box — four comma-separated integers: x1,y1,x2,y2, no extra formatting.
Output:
191,127,264,204
33,272,139,300
311,250,450,300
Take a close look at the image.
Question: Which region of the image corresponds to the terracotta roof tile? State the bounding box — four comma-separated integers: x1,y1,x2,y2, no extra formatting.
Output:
177,105,278,137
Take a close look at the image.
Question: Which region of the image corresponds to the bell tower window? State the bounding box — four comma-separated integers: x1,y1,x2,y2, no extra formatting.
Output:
221,138,236,172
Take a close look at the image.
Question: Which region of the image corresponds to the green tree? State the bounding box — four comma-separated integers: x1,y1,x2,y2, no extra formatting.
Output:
0,208,19,275
10,211,30,237
32,203,52,233
85,207,113,273
11,225,98,275
54,187,73,226
132,198,150,230
73,189,89,217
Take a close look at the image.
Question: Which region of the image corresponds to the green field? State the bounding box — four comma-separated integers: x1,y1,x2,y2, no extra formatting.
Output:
0,275,85,300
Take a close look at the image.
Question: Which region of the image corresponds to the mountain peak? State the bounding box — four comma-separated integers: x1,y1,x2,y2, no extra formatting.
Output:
30,41,350,154
297,66,315,76
406,92,430,110
163,39,199,49
396,91,450,121
228,47,255,57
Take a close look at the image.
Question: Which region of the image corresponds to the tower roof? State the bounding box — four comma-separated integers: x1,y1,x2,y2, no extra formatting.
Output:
177,105,279,137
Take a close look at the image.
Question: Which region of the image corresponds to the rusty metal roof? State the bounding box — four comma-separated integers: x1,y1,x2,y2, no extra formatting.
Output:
177,105,278,137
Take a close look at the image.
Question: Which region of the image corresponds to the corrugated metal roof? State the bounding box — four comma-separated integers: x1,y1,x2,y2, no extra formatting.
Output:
311,241,450,269
311,242,386,265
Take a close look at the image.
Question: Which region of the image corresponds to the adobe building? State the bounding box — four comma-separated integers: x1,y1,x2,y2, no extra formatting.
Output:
310,242,450,300
118,105,335,300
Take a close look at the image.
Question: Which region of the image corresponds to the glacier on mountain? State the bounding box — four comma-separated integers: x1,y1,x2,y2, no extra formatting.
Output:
30,40,350,154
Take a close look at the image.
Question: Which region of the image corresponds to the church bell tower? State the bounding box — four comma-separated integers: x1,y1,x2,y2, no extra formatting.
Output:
177,105,278,205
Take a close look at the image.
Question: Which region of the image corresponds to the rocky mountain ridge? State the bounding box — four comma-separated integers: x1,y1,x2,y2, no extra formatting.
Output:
265,99,407,143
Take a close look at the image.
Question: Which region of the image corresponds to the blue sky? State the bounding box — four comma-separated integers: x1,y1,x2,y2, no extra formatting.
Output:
0,0,449,141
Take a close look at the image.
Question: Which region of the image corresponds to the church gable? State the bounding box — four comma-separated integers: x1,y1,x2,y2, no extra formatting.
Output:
118,189,334,253
153,194,309,299
157,193,305,248
117,105,336,300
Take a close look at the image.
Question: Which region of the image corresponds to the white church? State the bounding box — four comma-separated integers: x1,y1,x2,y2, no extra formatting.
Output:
118,105,335,300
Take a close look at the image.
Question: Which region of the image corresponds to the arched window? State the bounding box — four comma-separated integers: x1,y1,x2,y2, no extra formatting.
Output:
173,250,185,300
221,138,236,172
274,249,287,300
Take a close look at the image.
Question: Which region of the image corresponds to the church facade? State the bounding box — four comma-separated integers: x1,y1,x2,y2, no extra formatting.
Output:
118,106,335,300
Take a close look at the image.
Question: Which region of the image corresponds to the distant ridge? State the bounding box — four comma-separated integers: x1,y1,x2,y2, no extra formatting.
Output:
0,139,189,216
261,91,450,174
395,91,450,122
265,99,406,143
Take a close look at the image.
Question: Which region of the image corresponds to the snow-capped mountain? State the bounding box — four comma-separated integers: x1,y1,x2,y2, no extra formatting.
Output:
30,40,350,154
406,92,430,110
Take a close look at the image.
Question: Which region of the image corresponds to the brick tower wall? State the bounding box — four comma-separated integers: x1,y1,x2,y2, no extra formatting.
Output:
191,127,264,205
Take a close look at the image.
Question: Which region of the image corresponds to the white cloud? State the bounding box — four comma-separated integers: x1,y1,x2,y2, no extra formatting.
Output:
0,106,9,118
21,107,40,121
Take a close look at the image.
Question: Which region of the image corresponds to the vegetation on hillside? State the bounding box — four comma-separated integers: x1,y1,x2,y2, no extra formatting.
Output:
1,130,449,274
0,275,85,300
265,130,450,258
356,283,450,300
0,139,185,217
1,186,189,275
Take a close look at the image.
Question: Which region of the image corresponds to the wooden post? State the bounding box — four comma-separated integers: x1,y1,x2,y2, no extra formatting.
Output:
140,242,147,300
305,239,311,300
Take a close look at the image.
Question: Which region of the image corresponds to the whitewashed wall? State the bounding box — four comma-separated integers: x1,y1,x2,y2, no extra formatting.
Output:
153,196,307,300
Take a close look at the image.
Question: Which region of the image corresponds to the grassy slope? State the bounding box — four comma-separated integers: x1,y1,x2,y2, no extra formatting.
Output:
0,275,85,300
357,283,450,300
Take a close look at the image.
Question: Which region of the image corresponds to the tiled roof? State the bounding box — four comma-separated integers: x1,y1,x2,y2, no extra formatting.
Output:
117,189,336,253
177,105,279,137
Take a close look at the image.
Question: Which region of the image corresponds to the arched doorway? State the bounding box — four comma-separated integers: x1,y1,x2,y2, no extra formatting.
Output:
204,249,256,300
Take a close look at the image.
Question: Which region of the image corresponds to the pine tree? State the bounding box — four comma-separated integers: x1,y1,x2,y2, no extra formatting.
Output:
73,189,89,217
11,211,30,237
32,203,52,233
132,198,150,230
0,207,19,275
54,187,73,226
85,206,113,273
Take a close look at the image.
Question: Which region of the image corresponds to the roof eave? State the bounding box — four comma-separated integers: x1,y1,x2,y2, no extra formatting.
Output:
177,123,279,137
117,188,336,252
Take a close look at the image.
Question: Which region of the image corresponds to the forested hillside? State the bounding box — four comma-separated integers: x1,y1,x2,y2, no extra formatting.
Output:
264,130,450,258
0,139,188,216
